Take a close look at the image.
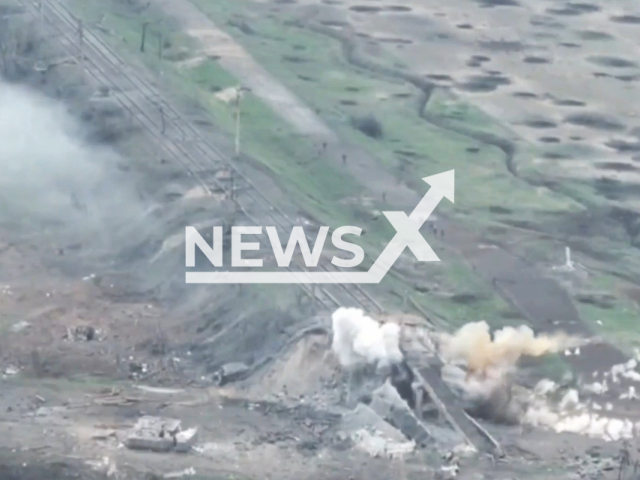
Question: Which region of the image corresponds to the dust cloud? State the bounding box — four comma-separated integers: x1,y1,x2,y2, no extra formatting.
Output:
438,320,584,377
437,320,586,425
0,75,291,328
436,321,640,441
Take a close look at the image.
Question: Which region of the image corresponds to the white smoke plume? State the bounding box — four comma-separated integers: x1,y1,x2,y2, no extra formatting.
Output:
331,307,404,370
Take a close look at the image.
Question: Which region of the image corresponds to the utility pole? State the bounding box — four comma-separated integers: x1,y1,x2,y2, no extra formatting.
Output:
77,19,84,71
157,30,164,77
213,86,250,158
234,95,241,158
140,21,149,52
233,86,251,158
38,0,44,36
159,105,165,134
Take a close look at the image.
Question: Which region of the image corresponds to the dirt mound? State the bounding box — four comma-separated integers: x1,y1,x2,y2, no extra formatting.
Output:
249,331,336,401
189,296,308,378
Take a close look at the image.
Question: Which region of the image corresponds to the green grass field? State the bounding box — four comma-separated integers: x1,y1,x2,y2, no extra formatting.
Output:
61,0,640,351
187,0,581,218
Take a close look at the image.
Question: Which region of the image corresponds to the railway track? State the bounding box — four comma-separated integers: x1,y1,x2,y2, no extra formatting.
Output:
21,0,382,314
16,0,500,455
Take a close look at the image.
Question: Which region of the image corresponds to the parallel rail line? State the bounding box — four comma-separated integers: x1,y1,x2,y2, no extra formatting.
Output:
23,0,382,313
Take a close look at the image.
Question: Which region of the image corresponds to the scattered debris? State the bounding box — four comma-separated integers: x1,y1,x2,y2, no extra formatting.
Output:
575,451,619,479
65,325,97,341
128,361,150,379
182,185,214,200
125,416,198,453
582,380,608,395
163,467,197,478
212,362,250,386
33,406,68,417
436,463,459,480
523,381,639,441
94,393,141,406
174,428,198,453
370,381,454,448
602,359,640,383
86,456,117,477
339,403,415,459
620,386,639,400
350,428,415,459
91,429,117,441
10,320,30,333
213,85,249,104
134,385,185,395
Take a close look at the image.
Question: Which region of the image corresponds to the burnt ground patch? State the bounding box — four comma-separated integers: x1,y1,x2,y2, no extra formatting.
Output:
576,30,615,41
521,117,557,128
474,0,520,7
512,91,538,99
604,139,640,152
594,162,639,172
450,293,485,304
586,56,638,68
547,3,600,16
610,15,640,24
563,113,626,131
523,56,552,64
349,5,382,13
575,293,617,309
553,98,586,107
383,5,412,12
455,74,511,92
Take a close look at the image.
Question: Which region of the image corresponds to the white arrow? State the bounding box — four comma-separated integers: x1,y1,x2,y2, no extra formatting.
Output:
366,170,454,282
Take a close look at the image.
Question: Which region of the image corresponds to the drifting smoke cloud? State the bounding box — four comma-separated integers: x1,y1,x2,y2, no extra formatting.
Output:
0,80,254,315
0,81,145,249
438,320,584,376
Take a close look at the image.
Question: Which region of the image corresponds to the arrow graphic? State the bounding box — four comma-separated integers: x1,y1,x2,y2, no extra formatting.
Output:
186,170,454,284
366,169,454,283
